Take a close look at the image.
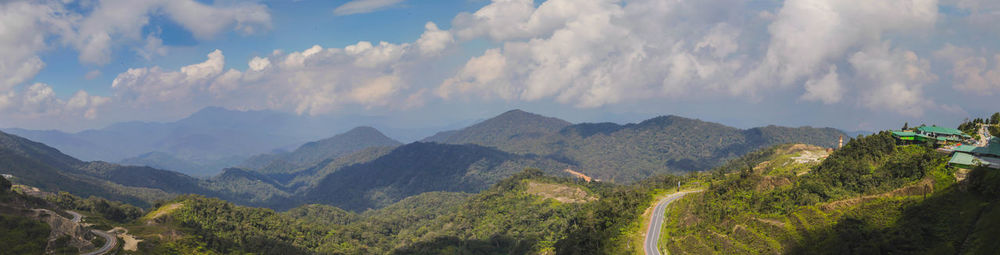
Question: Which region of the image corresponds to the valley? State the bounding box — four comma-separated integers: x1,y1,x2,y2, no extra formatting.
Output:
0,109,997,254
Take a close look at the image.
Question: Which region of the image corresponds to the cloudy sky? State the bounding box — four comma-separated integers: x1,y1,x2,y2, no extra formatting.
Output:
1,0,998,132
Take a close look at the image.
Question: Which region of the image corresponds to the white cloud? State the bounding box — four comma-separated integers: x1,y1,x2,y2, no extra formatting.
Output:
0,1,70,91
440,0,749,108
437,48,512,100
737,0,938,95
416,22,454,56
70,0,271,65
934,44,1000,95
248,56,271,72
180,49,225,83
110,38,435,116
136,34,168,61
0,83,108,119
333,0,406,16
850,43,937,116
112,50,226,104
800,66,843,104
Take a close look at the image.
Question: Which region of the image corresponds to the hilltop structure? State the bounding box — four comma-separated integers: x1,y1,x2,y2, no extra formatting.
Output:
892,125,971,146
949,137,1000,169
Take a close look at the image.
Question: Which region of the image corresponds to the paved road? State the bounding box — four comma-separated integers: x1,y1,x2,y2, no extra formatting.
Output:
67,210,82,223
68,210,117,255
645,191,701,255
83,229,117,255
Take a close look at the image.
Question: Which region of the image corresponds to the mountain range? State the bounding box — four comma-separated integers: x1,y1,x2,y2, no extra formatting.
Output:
2,107,466,177
0,108,848,211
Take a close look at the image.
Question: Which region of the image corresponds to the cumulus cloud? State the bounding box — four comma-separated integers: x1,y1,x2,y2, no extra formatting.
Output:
800,66,843,104
737,0,938,94
441,0,750,108
416,22,454,56
0,1,69,91
934,44,1000,95
0,83,108,119
334,0,406,16
850,43,937,116
437,0,957,116
70,0,271,65
113,50,226,104
111,38,435,116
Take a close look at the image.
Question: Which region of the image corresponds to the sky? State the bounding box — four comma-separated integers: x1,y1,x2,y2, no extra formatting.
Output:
1,0,999,133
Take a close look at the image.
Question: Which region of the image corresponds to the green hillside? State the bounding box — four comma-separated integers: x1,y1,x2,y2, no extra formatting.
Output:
422,109,572,148
659,133,1000,254
304,142,572,211
118,169,687,254
423,111,847,183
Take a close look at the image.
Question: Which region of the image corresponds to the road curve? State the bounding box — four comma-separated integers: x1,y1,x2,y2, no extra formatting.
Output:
67,210,82,223
644,190,701,255
83,229,117,255
68,210,117,255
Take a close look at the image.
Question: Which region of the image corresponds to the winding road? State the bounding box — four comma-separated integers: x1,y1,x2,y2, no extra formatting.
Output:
67,211,117,255
644,191,700,255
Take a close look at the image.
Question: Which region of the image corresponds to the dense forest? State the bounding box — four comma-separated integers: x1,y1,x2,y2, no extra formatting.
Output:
114,169,689,254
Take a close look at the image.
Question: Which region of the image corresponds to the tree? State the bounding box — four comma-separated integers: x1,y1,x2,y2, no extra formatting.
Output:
0,175,10,192
991,112,1000,125
902,122,909,130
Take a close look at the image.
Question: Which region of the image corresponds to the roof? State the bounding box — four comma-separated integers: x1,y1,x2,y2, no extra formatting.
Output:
917,126,966,136
949,152,988,167
892,131,916,137
957,137,1000,157
955,145,978,153
982,137,1000,156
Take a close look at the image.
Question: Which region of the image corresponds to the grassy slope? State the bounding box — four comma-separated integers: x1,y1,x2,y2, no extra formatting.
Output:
660,139,1000,254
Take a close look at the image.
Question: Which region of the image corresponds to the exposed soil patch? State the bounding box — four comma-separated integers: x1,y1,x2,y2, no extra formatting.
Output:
563,169,595,182
524,181,596,203
110,227,142,251
147,203,183,225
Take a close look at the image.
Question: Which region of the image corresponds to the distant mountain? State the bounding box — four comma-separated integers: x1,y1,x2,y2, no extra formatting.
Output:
422,112,847,183
3,107,349,176
120,151,244,177
422,109,572,152
0,130,311,209
0,130,209,206
240,126,402,174
304,142,570,211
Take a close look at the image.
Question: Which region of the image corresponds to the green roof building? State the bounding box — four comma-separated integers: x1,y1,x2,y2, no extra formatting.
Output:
949,137,1000,169
897,125,973,146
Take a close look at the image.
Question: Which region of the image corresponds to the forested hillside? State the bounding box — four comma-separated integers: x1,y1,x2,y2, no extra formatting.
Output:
423,111,847,183
422,109,572,147
304,142,571,211
121,169,687,254
659,132,1000,254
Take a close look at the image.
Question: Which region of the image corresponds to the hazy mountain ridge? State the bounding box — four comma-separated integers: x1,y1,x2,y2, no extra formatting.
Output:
422,109,572,149
4,107,342,176
240,126,402,174
422,112,848,183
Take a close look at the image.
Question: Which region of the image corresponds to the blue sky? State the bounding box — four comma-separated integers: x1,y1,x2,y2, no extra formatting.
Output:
1,0,999,133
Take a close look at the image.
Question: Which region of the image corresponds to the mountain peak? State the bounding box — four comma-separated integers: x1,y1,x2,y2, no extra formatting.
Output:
343,126,380,135
420,110,571,147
